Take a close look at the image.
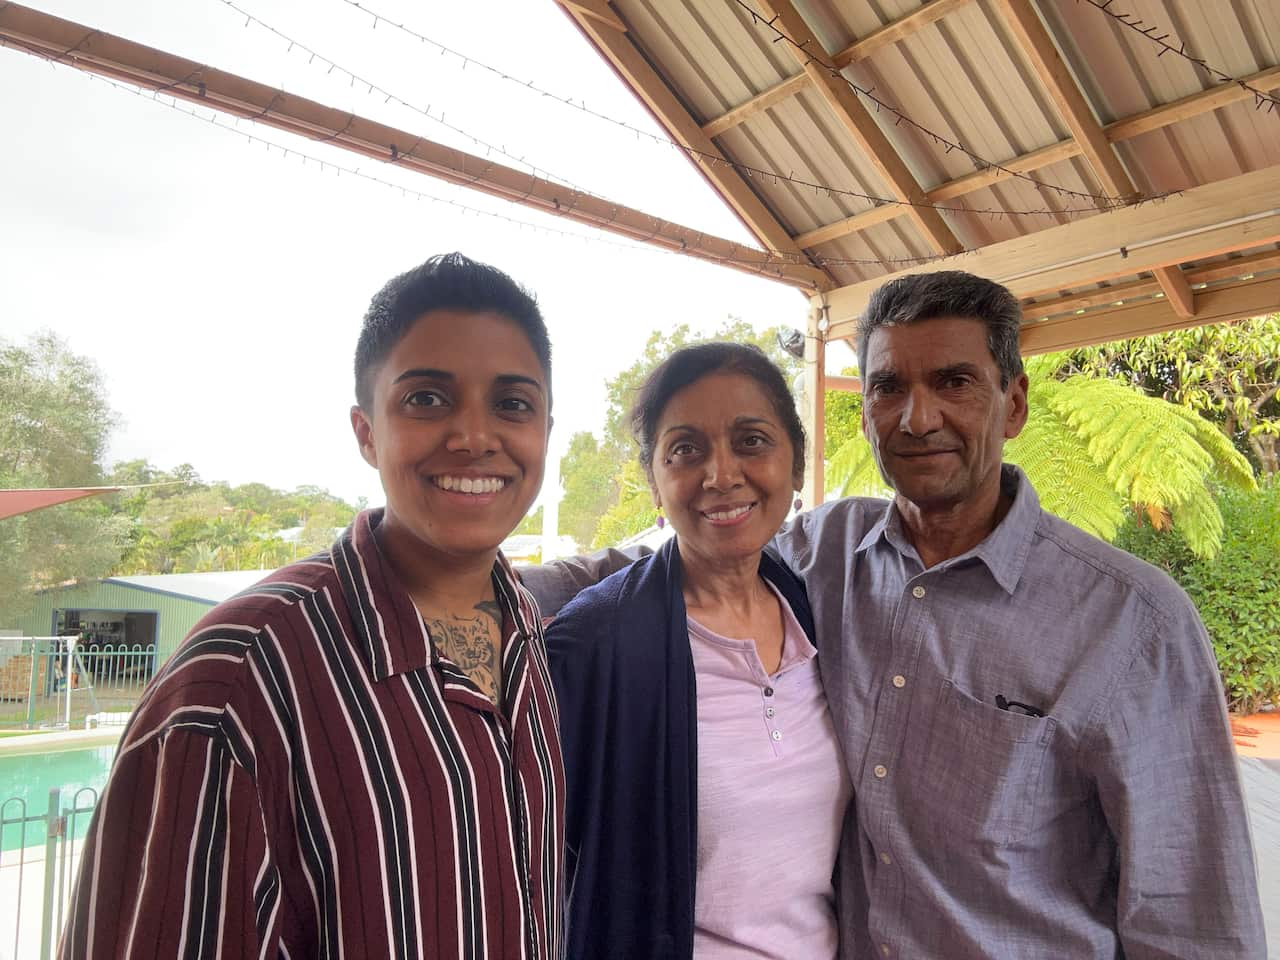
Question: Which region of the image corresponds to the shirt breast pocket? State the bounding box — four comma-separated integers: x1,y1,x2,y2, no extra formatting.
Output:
916,679,1057,847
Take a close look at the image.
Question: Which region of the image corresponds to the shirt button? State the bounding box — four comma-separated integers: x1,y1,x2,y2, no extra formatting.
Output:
763,686,774,697
880,852,892,865
771,730,783,741
873,764,888,779
765,707,776,718
911,585,926,599
881,945,891,956
892,674,906,688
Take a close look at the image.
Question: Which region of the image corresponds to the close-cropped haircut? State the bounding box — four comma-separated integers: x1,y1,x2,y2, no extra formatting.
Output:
354,252,551,410
629,341,806,483
856,271,1024,389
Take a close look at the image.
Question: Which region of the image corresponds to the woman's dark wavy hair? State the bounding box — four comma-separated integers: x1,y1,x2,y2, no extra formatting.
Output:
629,341,805,484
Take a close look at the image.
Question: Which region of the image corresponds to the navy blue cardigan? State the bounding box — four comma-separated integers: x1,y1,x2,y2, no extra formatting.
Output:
545,538,817,960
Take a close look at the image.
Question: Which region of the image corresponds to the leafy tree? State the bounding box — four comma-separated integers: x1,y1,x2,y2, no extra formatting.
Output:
0,333,132,624
1117,477,1280,714
1074,314,1280,475
822,368,863,478
601,320,802,449
824,353,1254,558
109,463,357,573
513,507,544,537
558,432,623,548
592,460,659,549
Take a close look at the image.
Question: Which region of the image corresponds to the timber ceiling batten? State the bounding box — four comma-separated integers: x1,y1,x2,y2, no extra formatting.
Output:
552,0,835,287
820,163,1280,341
746,0,962,256
700,0,974,138
791,62,1280,251
991,0,1197,319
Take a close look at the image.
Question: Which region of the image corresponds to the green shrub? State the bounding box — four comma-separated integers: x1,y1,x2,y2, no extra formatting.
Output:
1116,476,1280,714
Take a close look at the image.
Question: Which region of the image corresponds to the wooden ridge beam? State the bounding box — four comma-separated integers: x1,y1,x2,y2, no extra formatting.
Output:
553,0,832,288
992,0,1194,318
754,0,961,256
820,163,1280,339
796,63,1280,251
1020,274,1280,354
0,3,828,291
701,0,972,139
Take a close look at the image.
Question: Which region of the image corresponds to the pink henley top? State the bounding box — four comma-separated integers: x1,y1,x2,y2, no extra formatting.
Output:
686,582,851,959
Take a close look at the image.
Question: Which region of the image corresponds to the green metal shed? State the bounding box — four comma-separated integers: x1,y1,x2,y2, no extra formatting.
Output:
15,570,273,665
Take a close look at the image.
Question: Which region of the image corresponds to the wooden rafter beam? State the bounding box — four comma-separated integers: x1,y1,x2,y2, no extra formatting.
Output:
558,0,626,33
796,62,1280,250
821,163,1280,339
1020,274,1280,354
0,3,828,292
553,0,832,288
993,0,1130,197
702,0,972,139
992,0,1195,318
753,0,962,256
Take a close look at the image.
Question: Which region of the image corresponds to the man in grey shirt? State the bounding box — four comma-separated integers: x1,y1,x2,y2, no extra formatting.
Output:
525,271,1265,958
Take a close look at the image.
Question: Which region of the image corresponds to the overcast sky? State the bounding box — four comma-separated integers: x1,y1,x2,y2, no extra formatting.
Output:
1,0,854,508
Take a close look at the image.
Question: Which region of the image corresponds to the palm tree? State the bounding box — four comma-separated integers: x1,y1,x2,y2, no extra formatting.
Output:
824,353,1255,559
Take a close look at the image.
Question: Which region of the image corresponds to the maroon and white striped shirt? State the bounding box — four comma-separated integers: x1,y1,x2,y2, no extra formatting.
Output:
61,509,564,959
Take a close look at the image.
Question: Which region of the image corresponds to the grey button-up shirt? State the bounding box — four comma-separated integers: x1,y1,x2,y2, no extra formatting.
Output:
523,465,1266,958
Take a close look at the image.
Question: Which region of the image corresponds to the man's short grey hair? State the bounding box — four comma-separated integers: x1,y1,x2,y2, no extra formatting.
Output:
855,271,1024,389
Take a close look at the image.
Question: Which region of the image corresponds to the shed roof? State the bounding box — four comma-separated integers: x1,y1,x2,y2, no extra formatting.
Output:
102,571,272,605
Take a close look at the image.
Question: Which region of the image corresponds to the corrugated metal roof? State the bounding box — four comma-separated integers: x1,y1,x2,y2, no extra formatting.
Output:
567,0,1280,333
104,571,272,604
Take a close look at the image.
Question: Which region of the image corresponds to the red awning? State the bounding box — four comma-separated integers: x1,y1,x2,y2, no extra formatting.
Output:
0,487,123,521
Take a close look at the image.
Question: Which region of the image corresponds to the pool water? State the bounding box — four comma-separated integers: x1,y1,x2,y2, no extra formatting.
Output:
0,746,116,852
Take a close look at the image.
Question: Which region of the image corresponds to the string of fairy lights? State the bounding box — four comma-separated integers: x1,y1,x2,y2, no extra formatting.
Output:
1069,0,1280,113
730,0,1163,209
219,0,1127,222
3,0,1269,274
0,32,962,276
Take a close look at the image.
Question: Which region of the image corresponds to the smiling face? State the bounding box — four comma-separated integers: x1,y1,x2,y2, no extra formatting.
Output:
649,371,800,572
350,309,550,573
861,315,1027,519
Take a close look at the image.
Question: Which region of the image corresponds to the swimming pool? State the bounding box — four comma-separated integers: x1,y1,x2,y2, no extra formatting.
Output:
0,745,116,852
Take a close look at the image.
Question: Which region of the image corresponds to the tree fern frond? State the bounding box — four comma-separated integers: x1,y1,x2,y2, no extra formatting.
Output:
1006,395,1126,541
825,432,889,497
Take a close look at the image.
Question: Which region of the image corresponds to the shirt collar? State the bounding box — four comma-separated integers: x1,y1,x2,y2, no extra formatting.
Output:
332,508,537,681
853,464,1039,595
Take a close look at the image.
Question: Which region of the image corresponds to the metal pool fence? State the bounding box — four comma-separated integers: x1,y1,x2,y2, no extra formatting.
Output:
0,637,156,730
0,785,98,960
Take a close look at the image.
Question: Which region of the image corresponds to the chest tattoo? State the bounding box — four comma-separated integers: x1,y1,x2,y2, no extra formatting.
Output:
427,599,504,706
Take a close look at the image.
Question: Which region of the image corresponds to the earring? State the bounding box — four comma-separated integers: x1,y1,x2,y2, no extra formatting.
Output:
656,512,666,529
793,496,803,512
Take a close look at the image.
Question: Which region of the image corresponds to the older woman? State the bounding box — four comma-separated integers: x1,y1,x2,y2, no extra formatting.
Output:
547,343,850,960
